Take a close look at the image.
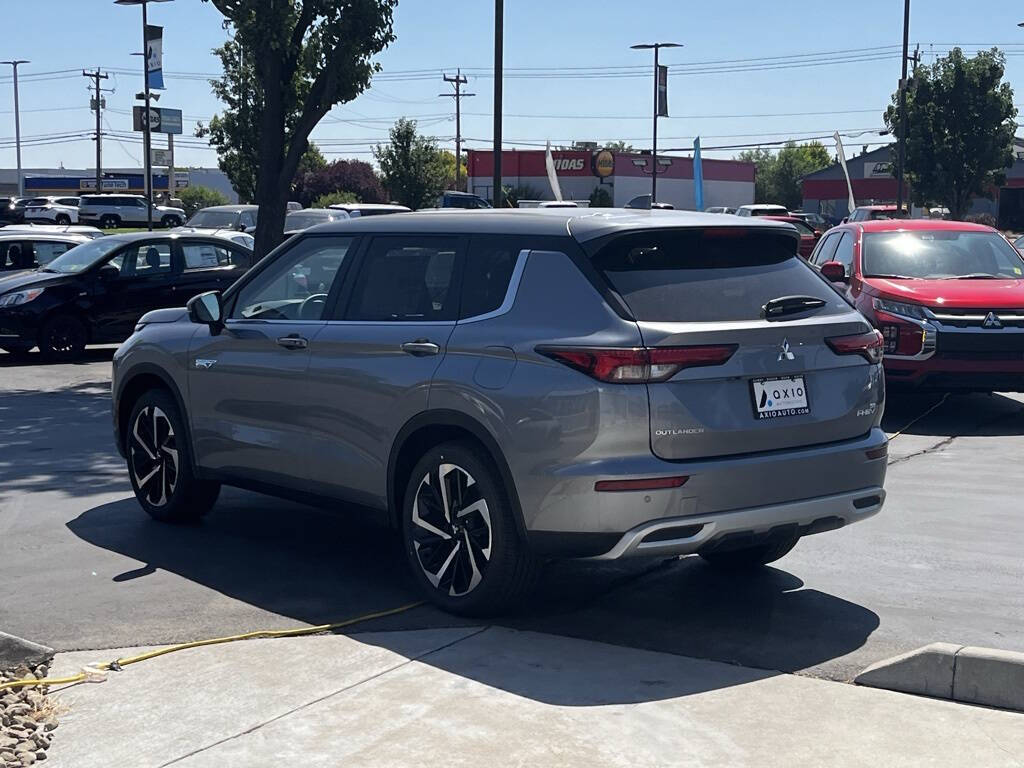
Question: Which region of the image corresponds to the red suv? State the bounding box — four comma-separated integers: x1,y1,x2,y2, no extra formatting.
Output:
809,219,1024,391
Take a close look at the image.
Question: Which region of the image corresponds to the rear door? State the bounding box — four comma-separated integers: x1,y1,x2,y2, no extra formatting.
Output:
175,238,252,298
589,227,880,460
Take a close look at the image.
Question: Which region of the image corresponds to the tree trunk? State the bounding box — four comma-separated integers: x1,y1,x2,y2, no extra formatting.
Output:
252,59,289,261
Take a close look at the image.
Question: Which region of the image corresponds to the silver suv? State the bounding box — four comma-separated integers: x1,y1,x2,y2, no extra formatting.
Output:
79,194,185,229
112,210,888,614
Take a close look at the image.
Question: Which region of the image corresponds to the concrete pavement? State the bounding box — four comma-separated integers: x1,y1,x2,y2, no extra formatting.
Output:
44,628,1024,768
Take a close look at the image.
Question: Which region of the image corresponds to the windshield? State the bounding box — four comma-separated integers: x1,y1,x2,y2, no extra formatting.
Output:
44,238,123,273
863,231,1024,279
286,212,337,230
186,210,241,228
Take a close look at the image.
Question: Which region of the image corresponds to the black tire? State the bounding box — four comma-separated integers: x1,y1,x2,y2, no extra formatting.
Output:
100,214,120,229
161,215,181,228
127,388,220,523
699,534,800,570
38,315,87,360
402,440,537,616
54,214,71,225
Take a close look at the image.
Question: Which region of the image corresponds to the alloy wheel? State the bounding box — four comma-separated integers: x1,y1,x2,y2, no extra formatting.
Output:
411,463,493,597
129,406,179,507
44,319,83,355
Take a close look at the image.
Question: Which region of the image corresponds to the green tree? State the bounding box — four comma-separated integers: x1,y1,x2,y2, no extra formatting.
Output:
589,186,613,207
201,0,397,258
313,190,360,208
373,118,449,209
178,185,229,217
440,151,467,192
603,141,634,152
884,47,1017,220
735,142,831,209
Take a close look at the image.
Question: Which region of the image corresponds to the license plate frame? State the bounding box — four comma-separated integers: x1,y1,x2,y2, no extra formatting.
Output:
750,376,810,420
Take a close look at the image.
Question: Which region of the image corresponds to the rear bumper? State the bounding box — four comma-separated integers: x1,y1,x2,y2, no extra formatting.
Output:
587,486,884,560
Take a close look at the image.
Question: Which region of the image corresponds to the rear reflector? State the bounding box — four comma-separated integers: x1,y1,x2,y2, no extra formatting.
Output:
865,445,888,460
538,344,737,383
826,329,885,364
594,475,690,492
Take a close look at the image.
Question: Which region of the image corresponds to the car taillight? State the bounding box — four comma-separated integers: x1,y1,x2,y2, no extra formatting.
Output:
537,344,737,383
873,310,925,356
826,330,884,364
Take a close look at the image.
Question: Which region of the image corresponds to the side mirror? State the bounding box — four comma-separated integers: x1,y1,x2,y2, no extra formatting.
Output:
187,291,223,326
98,264,120,280
821,261,848,283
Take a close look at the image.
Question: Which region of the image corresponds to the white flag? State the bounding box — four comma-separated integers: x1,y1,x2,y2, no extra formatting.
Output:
833,131,855,215
545,141,563,202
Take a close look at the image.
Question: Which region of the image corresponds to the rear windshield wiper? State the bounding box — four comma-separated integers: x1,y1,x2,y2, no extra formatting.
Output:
762,295,827,320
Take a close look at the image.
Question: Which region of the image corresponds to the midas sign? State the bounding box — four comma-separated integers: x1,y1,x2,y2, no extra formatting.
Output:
551,157,586,171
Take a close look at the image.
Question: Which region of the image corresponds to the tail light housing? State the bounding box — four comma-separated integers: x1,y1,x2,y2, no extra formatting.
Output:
826,329,884,364
537,344,738,383
873,310,926,356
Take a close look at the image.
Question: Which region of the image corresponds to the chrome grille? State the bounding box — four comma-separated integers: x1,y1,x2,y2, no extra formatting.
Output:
929,308,1024,328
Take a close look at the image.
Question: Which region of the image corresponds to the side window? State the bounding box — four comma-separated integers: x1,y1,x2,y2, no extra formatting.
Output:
57,198,79,206
239,211,256,229
182,241,241,270
31,241,73,265
832,232,855,274
123,243,172,277
134,198,148,209
460,236,520,319
791,220,815,236
231,236,353,321
345,237,462,322
813,232,842,266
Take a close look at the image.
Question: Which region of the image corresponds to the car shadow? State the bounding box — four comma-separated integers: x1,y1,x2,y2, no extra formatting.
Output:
0,380,125,500
0,347,116,367
67,492,880,706
883,391,1024,437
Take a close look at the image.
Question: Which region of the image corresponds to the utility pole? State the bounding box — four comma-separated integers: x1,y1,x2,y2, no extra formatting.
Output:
83,68,110,194
896,0,911,214
493,0,503,207
2,60,29,197
440,69,474,190
167,132,174,201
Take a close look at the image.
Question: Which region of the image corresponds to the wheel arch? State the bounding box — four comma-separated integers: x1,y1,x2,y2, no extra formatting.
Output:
387,410,526,541
115,363,194,470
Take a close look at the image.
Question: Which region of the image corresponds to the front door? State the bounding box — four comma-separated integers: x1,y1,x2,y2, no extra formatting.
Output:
304,234,465,506
90,240,176,341
187,234,356,488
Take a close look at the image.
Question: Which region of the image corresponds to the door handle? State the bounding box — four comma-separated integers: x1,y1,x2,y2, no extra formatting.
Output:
276,335,308,350
401,339,440,357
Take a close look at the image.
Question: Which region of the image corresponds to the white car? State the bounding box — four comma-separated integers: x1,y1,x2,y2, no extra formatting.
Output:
735,204,790,217
1,224,105,239
22,196,79,225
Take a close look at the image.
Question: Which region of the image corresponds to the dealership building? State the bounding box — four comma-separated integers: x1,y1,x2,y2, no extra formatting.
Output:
466,149,755,210
801,141,1024,227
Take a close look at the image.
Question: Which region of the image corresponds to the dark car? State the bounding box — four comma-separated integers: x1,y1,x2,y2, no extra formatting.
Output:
0,197,26,226
179,205,259,233
284,208,349,235
763,216,821,259
0,232,253,359
438,191,492,209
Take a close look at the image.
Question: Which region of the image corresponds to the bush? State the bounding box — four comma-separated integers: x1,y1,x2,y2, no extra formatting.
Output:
501,184,544,208
589,187,613,208
179,185,229,217
312,191,359,208
965,212,998,228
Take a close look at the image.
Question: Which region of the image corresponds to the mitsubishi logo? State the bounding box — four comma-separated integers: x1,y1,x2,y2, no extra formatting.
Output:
778,338,796,361
983,312,1002,329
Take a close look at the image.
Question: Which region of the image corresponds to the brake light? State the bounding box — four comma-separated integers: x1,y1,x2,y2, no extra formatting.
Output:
537,344,737,383
826,330,884,364
595,476,690,492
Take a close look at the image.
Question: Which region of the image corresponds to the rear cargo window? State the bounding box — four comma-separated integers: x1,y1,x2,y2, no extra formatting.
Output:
591,229,846,322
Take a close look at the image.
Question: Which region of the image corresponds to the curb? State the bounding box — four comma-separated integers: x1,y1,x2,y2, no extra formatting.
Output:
0,631,53,670
855,643,1024,713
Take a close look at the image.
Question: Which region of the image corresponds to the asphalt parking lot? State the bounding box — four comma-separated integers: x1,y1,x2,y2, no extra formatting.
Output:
1,347,1022,683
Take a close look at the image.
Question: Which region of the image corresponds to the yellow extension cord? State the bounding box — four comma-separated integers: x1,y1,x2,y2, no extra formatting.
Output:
0,601,422,693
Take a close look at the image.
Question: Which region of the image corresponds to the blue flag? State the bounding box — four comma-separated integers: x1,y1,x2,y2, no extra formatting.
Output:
693,136,704,211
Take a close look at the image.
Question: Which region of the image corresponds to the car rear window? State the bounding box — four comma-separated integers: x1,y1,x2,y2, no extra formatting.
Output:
591,229,847,322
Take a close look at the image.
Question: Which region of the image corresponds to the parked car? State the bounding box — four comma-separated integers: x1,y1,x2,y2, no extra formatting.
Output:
22,196,79,225
791,211,830,231
438,191,492,209
179,204,259,233
846,205,909,223
704,206,736,214
735,204,789,217
809,219,1024,391
284,208,349,235
1,224,104,239
763,215,821,259
0,233,92,274
327,202,411,217
111,209,887,614
78,194,186,229
1013,234,1024,253
0,197,26,226
0,232,254,358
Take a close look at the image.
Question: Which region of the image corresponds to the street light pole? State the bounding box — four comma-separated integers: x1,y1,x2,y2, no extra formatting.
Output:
2,60,29,197
896,0,910,214
631,42,681,205
493,0,503,207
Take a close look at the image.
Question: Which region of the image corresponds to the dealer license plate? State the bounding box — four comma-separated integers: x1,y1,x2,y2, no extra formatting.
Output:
751,376,809,420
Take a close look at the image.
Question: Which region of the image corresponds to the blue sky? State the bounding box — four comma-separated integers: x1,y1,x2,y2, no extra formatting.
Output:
1,0,1023,170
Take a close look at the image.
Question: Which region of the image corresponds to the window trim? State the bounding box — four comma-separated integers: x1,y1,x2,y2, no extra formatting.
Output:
457,248,530,324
